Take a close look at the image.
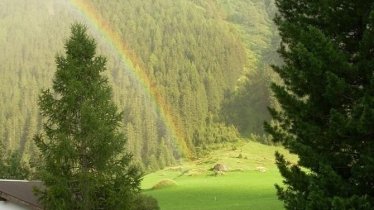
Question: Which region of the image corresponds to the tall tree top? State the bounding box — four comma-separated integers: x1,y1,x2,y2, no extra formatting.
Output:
65,24,96,62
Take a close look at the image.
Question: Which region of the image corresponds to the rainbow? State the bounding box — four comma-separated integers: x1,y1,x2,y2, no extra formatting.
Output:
68,0,191,157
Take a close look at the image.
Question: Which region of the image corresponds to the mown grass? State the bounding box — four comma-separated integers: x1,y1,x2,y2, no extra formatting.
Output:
141,141,297,210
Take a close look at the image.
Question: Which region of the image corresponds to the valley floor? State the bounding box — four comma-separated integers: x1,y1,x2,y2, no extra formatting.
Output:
142,141,297,210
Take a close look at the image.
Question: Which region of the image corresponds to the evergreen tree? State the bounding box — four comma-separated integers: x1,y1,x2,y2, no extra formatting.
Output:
34,23,141,210
266,1,374,209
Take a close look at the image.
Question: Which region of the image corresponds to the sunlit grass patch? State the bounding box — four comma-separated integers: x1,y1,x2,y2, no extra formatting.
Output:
142,141,297,210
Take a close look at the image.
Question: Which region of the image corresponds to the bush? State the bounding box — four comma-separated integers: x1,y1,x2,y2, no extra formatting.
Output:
132,194,160,210
151,179,177,190
0,149,30,179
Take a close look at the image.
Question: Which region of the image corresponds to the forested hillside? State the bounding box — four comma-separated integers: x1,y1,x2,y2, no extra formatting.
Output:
0,0,277,170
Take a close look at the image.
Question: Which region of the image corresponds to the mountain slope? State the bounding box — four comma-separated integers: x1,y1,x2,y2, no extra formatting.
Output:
0,0,276,169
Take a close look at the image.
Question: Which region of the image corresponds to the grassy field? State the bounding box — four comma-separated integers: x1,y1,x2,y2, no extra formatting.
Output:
141,141,297,210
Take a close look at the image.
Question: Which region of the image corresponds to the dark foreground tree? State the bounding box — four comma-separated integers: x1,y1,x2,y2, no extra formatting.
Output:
266,1,374,209
34,23,141,210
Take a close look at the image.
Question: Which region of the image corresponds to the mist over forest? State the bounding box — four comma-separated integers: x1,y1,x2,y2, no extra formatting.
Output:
0,0,279,170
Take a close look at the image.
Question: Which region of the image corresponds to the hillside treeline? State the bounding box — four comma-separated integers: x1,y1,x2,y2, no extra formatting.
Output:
0,0,278,170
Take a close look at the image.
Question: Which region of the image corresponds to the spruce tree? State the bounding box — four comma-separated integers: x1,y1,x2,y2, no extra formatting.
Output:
34,23,141,210
266,1,374,209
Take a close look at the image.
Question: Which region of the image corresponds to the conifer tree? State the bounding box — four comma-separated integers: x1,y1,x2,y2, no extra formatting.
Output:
34,23,141,210
266,1,374,209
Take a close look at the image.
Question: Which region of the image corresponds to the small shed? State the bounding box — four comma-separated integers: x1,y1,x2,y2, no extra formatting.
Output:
0,180,43,210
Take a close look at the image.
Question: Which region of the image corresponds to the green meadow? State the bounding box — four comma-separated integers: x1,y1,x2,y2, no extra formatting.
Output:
141,141,297,210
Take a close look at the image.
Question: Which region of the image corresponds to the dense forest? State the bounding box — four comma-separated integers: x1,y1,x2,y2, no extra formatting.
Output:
0,0,279,170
